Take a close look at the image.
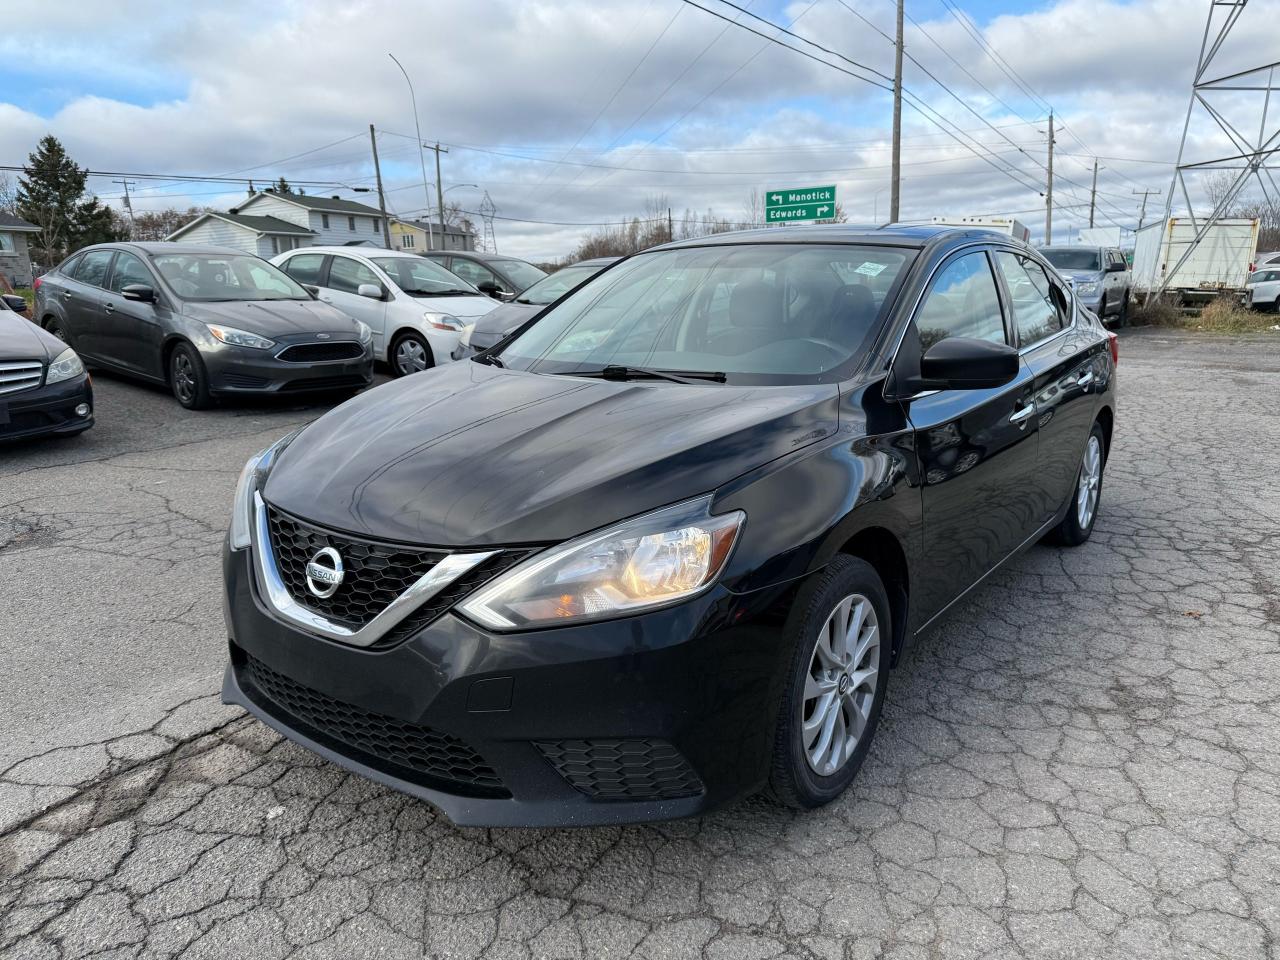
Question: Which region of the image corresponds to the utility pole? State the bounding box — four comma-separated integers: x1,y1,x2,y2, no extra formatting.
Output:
425,142,449,250
112,179,138,235
668,207,674,242
1088,158,1098,228
1044,111,1055,245
889,0,904,223
1132,188,1159,230
368,125,393,249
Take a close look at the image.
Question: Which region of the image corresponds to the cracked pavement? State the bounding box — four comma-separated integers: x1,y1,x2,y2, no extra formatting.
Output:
2,333,1278,959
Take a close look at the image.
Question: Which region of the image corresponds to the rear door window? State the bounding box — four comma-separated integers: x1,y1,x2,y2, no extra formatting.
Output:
73,250,115,289
914,251,1007,349
282,253,326,285
995,252,1067,346
448,258,500,289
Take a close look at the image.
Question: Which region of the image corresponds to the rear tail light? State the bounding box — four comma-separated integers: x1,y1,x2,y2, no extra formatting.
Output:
1107,331,1119,367
32,277,42,292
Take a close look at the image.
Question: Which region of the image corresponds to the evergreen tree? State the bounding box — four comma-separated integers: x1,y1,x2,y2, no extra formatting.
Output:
273,176,294,194
16,135,122,264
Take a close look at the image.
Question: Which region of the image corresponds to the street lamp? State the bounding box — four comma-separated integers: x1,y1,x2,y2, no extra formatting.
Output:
423,184,479,248
873,185,891,224
388,53,435,251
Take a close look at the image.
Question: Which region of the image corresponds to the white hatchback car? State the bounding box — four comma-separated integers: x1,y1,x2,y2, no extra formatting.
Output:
271,247,499,376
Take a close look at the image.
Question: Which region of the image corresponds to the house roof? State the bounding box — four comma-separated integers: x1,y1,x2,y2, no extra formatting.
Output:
248,190,385,217
167,212,317,240
0,212,39,232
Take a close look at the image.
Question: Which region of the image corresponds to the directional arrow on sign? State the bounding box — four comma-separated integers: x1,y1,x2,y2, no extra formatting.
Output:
816,205,830,217
771,194,782,204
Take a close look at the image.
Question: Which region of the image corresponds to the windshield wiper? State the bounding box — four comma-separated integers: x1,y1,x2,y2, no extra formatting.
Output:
574,365,726,384
473,353,504,368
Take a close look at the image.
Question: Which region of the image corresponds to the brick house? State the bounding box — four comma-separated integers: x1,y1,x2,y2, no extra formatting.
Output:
0,212,39,289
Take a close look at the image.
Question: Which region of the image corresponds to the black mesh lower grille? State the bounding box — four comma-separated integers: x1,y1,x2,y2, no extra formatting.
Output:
277,341,364,363
536,739,704,801
279,375,368,392
243,654,507,796
266,506,448,627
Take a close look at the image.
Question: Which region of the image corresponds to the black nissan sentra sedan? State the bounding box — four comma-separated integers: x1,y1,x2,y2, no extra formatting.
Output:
221,225,1118,827
34,243,374,409
0,294,93,440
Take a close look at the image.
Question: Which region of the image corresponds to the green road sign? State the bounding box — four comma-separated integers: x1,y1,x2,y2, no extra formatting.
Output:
765,184,837,223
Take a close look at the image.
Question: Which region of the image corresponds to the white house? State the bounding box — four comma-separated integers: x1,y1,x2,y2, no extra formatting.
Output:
166,190,390,255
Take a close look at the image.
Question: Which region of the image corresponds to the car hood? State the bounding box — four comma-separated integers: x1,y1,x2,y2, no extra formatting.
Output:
0,312,57,361
404,293,498,321
1055,268,1105,282
469,301,540,338
184,299,359,336
264,362,839,546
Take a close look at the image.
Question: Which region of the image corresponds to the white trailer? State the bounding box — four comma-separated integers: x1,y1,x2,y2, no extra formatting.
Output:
1131,217,1259,295
930,216,1032,242
1076,227,1123,247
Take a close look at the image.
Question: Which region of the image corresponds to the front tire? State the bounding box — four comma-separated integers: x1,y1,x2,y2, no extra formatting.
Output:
768,555,891,810
43,316,68,343
390,331,434,377
1045,423,1106,546
169,343,212,410
1116,290,1130,327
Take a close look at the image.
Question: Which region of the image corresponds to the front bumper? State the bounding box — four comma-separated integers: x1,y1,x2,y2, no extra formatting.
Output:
221,544,794,827
0,374,93,441
451,333,501,363
204,342,374,396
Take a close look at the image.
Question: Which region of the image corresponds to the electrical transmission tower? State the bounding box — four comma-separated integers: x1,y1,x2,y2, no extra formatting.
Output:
478,191,498,253
1155,0,1278,296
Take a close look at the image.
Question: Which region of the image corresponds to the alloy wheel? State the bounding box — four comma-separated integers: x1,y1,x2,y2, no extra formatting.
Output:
173,353,196,404
801,593,881,777
46,320,66,342
1077,434,1102,529
395,337,429,374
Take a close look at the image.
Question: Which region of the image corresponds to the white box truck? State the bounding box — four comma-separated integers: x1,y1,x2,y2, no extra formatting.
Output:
1131,217,1259,296
930,216,1032,242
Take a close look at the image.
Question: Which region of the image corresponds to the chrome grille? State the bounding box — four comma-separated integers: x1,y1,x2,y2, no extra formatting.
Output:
0,360,43,396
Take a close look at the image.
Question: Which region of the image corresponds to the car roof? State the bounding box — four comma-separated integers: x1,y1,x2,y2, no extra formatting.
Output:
651,223,991,252
571,257,621,267
75,241,252,257
428,250,529,264
287,246,405,257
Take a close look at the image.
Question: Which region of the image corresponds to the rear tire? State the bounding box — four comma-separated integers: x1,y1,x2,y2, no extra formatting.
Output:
43,317,68,343
169,343,212,410
1117,290,1130,327
767,555,891,810
1045,423,1106,546
390,331,434,377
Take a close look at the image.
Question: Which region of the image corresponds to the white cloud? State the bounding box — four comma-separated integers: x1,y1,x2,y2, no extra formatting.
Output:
3,0,1277,257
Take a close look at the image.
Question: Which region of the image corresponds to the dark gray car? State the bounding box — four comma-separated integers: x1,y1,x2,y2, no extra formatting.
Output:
33,243,374,409
452,257,619,360
421,250,547,302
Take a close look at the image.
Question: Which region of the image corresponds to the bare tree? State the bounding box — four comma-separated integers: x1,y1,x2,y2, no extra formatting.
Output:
742,188,764,228
0,173,16,214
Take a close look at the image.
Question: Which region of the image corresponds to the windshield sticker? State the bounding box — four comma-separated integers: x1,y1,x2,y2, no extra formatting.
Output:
854,261,888,277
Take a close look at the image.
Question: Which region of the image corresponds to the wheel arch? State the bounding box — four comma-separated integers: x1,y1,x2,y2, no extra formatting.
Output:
389,325,436,366
1095,404,1114,456
836,526,910,667
160,334,196,383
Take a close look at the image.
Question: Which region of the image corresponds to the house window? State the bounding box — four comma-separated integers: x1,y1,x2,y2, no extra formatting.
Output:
400,234,415,249
348,216,356,230
371,218,378,232
270,237,279,255
322,214,330,230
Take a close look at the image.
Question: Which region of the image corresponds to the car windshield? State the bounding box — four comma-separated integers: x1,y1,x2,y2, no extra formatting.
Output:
151,254,308,301
1041,249,1100,271
371,256,481,296
496,243,911,384
496,259,547,292
515,265,600,305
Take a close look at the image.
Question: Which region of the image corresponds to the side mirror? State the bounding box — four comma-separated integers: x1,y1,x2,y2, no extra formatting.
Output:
920,337,1019,390
357,283,383,300
121,284,155,303
2,294,28,314
476,280,503,298
1107,261,1127,273
302,284,320,297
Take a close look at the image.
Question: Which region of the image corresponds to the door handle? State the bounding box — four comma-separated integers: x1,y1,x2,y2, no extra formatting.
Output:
1009,403,1035,425
1077,370,1094,388
104,303,114,315
63,292,72,300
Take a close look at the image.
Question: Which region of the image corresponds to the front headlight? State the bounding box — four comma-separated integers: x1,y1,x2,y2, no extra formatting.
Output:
45,347,85,385
206,323,274,349
1075,281,1100,296
459,323,475,347
228,430,299,550
459,497,744,630
355,320,373,344
424,312,462,332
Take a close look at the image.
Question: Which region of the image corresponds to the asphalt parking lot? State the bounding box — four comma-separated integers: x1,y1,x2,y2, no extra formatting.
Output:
2,332,1279,960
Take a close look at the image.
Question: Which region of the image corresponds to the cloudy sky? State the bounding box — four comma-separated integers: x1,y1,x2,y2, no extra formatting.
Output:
2,0,1276,260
